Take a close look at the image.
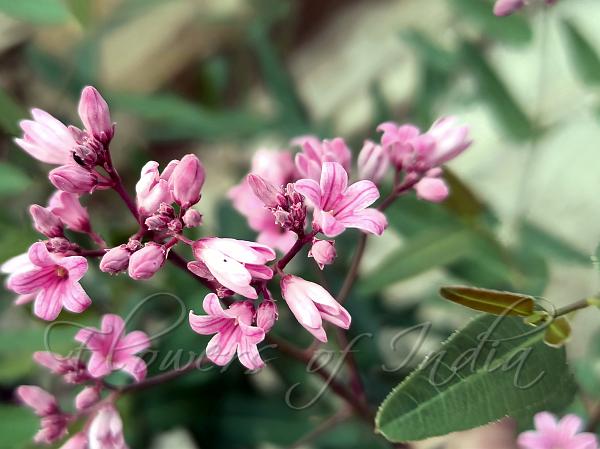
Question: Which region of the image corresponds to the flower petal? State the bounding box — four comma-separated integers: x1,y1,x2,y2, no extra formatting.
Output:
61,282,91,314
189,311,230,335
294,179,322,207
200,248,257,299
116,330,150,355
59,256,88,281
33,282,63,321
205,325,238,366
237,337,264,370
28,242,55,267
337,208,387,235
320,162,348,211
117,355,147,382
87,352,112,378
335,180,380,216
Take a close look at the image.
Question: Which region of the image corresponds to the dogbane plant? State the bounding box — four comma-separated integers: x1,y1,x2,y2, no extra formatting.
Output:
7,84,593,449
0,84,475,447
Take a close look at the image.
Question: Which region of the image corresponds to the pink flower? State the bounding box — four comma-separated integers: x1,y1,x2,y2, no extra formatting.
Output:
377,122,421,170
135,160,177,217
48,191,91,233
357,140,389,183
14,109,77,165
127,243,166,280
494,0,526,15
293,136,352,181
16,385,70,444
189,238,276,299
33,351,90,384
88,405,128,449
78,86,114,143
29,204,64,238
168,154,205,209
75,314,150,381
6,242,90,321
424,116,471,167
228,149,297,252
295,162,387,237
518,412,598,449
189,293,266,369
309,239,336,269
280,275,350,342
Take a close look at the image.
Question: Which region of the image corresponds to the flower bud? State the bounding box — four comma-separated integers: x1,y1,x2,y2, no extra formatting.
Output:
357,140,389,183
128,243,166,280
29,205,63,238
493,0,525,16
182,209,202,228
144,214,169,231
308,239,336,270
414,176,449,203
256,300,278,332
75,386,100,410
49,165,98,194
100,245,131,274
247,174,280,207
77,86,113,142
169,154,205,209
89,406,126,449
16,386,58,416
48,191,91,233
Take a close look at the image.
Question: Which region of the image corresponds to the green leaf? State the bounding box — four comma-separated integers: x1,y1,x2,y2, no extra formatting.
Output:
109,93,271,140
521,221,590,265
0,163,31,197
376,315,577,442
461,40,534,141
0,405,39,449
248,20,308,132
0,0,71,24
451,0,532,46
360,228,479,294
561,19,600,87
440,285,535,316
400,30,457,72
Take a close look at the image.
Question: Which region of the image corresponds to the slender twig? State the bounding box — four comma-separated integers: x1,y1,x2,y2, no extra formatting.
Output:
586,402,600,432
112,355,209,395
286,408,352,449
554,298,592,317
275,231,317,272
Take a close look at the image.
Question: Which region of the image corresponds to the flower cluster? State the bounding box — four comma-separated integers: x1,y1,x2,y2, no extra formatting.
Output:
17,313,149,447
3,86,471,447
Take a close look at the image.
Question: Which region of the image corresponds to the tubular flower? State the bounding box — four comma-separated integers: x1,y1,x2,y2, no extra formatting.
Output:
75,314,150,381
189,238,275,299
295,162,387,237
189,293,266,370
293,136,352,181
16,386,70,444
6,242,90,321
280,274,351,342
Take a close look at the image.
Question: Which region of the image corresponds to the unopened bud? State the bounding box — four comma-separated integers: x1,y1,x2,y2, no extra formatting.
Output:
247,174,280,207
29,205,63,238
99,245,131,274
182,209,202,228
256,300,278,332
128,243,166,280
78,86,113,142
308,239,336,270
169,154,205,209
49,165,98,194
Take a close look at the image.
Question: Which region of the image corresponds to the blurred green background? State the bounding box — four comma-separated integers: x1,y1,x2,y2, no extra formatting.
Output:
1,0,600,448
